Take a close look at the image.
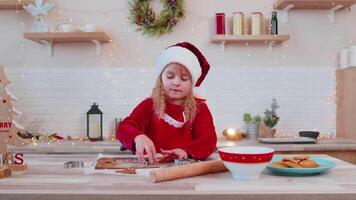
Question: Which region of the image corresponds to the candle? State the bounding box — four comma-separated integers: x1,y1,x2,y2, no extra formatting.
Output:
90,122,101,138
223,128,242,141
226,128,236,136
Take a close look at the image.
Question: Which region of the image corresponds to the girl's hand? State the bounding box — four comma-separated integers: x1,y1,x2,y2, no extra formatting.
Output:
160,148,188,159
134,134,157,163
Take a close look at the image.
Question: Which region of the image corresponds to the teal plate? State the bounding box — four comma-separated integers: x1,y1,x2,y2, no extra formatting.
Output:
267,156,336,175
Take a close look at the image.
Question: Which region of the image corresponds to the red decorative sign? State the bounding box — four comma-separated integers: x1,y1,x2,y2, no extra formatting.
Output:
14,153,24,165
0,121,12,129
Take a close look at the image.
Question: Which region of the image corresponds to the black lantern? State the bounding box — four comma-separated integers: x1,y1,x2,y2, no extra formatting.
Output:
87,103,103,141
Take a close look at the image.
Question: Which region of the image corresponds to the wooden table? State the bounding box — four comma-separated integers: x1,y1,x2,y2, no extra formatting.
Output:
0,154,356,200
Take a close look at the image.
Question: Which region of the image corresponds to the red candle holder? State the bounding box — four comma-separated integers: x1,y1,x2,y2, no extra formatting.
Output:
215,13,226,35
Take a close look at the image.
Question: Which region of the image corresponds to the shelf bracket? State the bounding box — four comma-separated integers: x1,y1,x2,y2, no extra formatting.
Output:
220,41,226,52
268,41,276,51
91,39,102,56
280,4,294,23
328,5,343,23
39,40,53,57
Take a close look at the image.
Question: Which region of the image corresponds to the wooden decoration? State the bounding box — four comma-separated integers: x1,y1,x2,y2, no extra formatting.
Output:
0,166,11,178
0,65,10,85
336,68,356,139
258,122,276,138
8,162,28,171
5,153,28,170
0,65,29,164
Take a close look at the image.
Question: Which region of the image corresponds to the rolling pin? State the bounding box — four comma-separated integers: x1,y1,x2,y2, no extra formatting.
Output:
150,160,228,183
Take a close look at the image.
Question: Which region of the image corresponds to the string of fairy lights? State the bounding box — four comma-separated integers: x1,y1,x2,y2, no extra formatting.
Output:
6,1,345,142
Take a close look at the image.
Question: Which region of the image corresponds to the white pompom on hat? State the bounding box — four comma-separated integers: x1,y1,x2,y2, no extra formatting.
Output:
156,42,210,88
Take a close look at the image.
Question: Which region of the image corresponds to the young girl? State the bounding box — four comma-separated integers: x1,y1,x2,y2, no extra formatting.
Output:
117,42,217,163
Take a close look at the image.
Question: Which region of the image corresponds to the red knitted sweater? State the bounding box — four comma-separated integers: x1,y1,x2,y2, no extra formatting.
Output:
116,98,217,159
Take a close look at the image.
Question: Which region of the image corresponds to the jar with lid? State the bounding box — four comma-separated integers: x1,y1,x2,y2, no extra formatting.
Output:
215,13,226,35
233,12,244,35
251,12,264,35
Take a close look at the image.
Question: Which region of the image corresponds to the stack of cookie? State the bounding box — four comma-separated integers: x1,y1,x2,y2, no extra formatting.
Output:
272,155,320,168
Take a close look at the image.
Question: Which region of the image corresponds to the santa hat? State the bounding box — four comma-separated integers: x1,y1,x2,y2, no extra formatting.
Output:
156,42,210,88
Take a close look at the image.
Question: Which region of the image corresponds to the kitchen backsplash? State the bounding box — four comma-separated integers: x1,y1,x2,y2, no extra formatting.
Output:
5,66,336,138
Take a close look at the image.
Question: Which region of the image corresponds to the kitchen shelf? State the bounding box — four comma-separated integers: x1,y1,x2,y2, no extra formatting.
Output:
274,0,356,22
23,32,112,56
0,0,33,10
275,0,356,9
210,34,290,51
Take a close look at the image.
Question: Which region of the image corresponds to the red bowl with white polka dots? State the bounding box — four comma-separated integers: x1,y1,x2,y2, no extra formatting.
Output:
218,146,274,180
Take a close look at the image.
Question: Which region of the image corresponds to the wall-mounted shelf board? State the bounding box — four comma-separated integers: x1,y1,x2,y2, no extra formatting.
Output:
24,32,112,56
274,0,356,22
211,34,290,43
0,0,33,10
210,34,290,51
274,0,356,9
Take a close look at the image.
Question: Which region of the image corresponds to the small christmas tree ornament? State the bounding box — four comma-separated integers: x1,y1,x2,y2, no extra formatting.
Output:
259,98,280,138
0,65,29,172
23,0,55,32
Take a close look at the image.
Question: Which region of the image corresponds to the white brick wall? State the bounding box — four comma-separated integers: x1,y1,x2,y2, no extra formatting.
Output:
4,66,336,138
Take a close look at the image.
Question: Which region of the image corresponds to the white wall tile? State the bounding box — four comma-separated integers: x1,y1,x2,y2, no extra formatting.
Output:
4,66,336,138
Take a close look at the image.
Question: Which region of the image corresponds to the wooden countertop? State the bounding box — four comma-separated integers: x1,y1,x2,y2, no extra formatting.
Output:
0,154,355,200
9,137,356,154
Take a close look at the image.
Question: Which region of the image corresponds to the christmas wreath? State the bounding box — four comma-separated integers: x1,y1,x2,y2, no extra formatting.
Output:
129,0,185,36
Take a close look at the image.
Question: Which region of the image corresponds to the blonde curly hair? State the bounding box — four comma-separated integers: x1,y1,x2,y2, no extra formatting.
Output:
151,77,197,124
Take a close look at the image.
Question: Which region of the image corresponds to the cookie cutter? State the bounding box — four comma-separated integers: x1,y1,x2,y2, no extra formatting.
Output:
174,159,192,166
64,161,84,169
